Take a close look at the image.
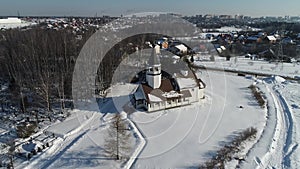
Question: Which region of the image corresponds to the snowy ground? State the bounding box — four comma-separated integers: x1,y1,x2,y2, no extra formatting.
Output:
130,71,266,168
194,55,300,78
12,56,300,169
16,85,141,169
273,79,300,168
194,56,300,168
13,71,267,169
18,110,139,169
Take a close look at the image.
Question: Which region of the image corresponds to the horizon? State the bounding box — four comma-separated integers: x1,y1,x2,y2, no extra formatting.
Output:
0,0,299,18
0,13,299,18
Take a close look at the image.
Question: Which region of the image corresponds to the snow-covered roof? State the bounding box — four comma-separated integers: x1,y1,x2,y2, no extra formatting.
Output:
172,55,180,60
216,48,223,53
176,78,197,90
216,26,242,32
180,70,189,77
148,94,163,102
220,46,226,50
140,79,174,103
267,36,276,41
175,44,188,52
161,91,182,98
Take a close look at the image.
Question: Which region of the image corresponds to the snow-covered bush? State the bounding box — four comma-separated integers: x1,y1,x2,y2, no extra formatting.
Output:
248,85,265,108
199,127,257,169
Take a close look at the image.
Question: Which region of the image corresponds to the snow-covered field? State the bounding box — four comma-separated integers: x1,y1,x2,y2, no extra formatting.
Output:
195,55,300,78
12,56,300,169
130,70,266,168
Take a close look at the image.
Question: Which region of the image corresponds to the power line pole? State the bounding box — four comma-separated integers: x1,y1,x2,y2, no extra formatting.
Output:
277,41,284,70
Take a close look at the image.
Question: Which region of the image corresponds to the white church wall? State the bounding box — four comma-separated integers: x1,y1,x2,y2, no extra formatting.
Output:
146,74,161,89
188,87,199,103
147,98,190,112
198,88,205,99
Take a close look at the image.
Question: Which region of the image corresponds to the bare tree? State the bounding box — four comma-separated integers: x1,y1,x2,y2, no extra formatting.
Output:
53,30,77,111
4,30,30,113
2,27,95,117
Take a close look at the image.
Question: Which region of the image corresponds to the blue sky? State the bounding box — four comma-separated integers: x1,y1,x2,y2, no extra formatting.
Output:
0,0,299,17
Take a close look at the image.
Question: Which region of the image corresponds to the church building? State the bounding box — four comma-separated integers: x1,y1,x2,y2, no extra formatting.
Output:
133,45,205,112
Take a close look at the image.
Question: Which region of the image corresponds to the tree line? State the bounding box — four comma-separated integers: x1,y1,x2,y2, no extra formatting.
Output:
0,27,95,114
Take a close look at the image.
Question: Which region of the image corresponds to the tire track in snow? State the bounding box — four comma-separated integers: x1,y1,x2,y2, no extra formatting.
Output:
241,83,285,169
255,84,285,169
275,89,298,169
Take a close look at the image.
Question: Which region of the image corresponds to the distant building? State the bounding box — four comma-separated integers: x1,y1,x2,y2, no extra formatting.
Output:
204,14,214,19
235,15,244,20
243,16,252,20
0,17,22,24
246,36,261,43
133,46,205,112
281,37,294,45
219,15,232,20
266,35,277,44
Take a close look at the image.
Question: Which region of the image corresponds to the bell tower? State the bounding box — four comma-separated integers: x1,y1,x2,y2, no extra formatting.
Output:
146,45,161,89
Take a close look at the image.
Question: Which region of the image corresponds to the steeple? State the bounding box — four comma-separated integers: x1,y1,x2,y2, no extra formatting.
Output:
148,45,161,66
146,45,161,89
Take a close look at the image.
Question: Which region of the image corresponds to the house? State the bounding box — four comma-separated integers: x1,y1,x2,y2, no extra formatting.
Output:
246,36,261,43
167,41,189,56
265,35,277,44
281,37,295,45
258,49,275,60
133,45,205,112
